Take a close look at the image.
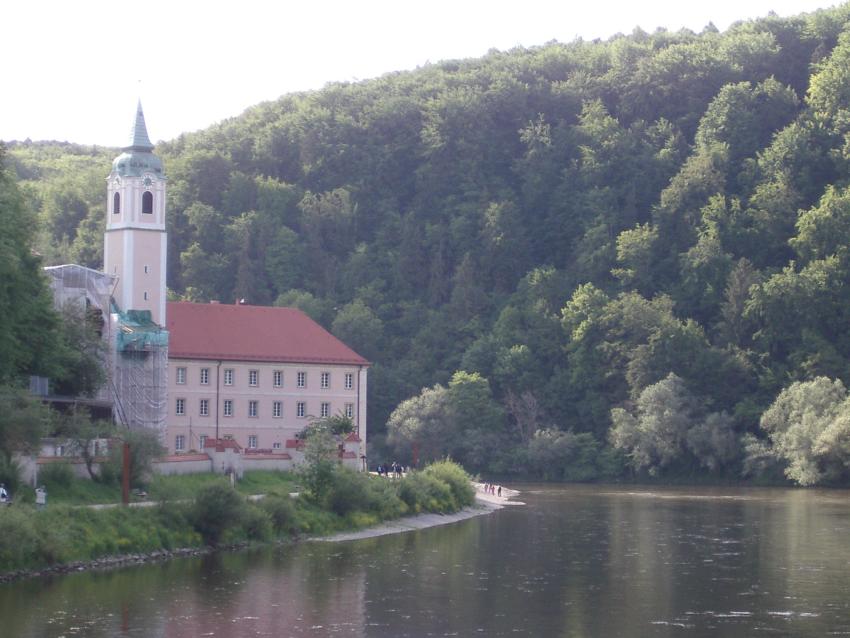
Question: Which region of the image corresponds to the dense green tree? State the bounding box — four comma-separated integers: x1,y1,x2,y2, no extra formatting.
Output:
0,146,65,383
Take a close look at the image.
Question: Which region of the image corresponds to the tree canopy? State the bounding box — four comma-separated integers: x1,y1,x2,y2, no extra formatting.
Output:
12,4,850,484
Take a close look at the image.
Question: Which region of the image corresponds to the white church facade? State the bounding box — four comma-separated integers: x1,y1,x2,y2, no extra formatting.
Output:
48,104,369,462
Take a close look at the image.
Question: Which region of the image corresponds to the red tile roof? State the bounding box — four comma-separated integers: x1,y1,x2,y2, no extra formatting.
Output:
167,302,369,365
344,431,362,443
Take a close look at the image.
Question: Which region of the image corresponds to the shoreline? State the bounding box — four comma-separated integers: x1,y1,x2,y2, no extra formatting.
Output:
0,486,521,584
314,493,507,543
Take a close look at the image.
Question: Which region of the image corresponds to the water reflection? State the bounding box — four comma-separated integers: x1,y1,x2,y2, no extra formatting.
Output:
3,485,850,636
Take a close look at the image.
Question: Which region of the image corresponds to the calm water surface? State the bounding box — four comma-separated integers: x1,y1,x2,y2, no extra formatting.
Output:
3,484,850,637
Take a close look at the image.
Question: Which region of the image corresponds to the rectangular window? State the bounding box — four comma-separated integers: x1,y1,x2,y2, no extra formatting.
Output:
249,370,259,387
297,402,306,418
175,435,185,452
248,435,258,449
175,398,185,416
200,398,209,417
176,367,186,385
273,370,283,387
345,373,354,390
321,372,330,389
249,400,258,418
273,401,282,418
273,442,281,450
345,403,354,418
223,369,234,386
223,399,233,417
200,368,210,385
199,435,207,449
321,402,330,418
297,371,306,388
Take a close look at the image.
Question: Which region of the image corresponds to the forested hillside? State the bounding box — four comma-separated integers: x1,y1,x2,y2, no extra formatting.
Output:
11,4,850,484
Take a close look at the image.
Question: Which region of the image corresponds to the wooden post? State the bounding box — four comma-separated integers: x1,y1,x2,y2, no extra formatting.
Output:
122,442,130,505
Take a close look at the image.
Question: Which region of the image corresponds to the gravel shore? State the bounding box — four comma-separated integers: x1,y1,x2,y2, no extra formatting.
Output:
315,485,522,543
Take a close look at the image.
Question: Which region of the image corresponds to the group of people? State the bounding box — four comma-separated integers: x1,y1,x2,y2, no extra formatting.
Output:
482,483,502,498
376,462,405,478
0,483,47,507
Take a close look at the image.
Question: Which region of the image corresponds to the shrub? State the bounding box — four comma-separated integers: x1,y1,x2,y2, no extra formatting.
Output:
39,461,75,488
398,471,456,513
0,508,42,571
260,495,299,536
191,483,244,545
422,460,475,508
327,468,375,516
239,505,272,541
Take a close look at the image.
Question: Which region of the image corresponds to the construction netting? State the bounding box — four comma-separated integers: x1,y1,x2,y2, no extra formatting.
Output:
44,265,168,435
110,305,168,432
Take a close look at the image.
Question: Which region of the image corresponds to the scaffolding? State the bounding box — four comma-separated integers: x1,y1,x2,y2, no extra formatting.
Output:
110,305,168,432
43,265,168,435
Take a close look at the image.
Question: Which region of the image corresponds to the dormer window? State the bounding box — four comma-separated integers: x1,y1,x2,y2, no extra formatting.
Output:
142,191,153,214
113,192,120,214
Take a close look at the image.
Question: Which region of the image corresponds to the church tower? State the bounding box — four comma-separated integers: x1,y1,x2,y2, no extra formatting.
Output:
104,101,167,325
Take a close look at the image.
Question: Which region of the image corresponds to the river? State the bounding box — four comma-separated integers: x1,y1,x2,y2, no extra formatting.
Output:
2,484,849,637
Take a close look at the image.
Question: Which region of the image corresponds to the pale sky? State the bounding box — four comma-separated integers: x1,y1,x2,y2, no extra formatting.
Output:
1,0,837,146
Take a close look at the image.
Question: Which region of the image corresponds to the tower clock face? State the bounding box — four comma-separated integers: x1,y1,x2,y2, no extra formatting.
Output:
142,174,154,188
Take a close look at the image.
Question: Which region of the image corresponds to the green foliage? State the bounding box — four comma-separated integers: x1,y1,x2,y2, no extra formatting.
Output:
326,467,406,518
0,147,65,384
298,427,340,506
610,373,738,476
526,430,618,482
421,460,476,507
191,482,245,545
0,386,52,461
102,429,165,489
750,377,850,485
51,301,107,397
18,5,850,483
387,372,505,471
259,495,299,535
38,461,74,488
397,471,456,513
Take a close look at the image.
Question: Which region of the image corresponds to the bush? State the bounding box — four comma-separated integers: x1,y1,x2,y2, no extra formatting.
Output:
326,468,375,516
422,460,475,508
398,471,456,513
239,505,272,541
0,508,43,570
260,495,299,535
191,482,244,545
38,461,75,488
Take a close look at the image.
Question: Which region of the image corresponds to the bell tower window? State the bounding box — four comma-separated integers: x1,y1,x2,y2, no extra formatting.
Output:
142,191,153,214
113,192,120,214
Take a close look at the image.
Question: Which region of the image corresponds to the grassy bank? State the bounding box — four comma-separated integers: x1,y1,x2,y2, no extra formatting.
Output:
0,461,475,575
